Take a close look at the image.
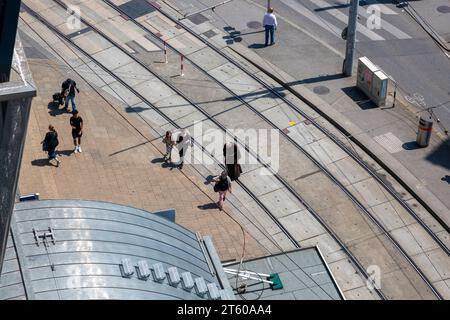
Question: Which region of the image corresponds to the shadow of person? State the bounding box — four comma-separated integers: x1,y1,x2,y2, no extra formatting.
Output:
162,162,178,169
31,158,54,167
198,203,219,210
57,149,74,156
151,158,165,164
248,43,267,49
48,101,67,117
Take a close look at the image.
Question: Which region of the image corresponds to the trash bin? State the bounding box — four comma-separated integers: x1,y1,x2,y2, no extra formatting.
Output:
416,115,433,147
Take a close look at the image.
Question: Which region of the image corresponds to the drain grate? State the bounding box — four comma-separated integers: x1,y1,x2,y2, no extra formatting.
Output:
118,0,155,19
187,13,209,25
247,21,262,29
313,86,330,95
203,30,217,38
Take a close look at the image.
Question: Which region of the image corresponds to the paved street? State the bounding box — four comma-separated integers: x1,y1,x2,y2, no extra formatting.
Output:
8,0,450,300
17,54,268,263
176,0,450,129
164,0,450,225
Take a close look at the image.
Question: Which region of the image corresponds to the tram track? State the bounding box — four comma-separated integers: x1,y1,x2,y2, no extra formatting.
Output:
22,0,449,299
95,0,450,299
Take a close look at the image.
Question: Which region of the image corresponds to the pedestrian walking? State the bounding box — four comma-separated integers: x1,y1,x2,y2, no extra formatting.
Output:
175,129,193,170
70,110,83,153
223,141,242,181
162,130,174,163
213,171,232,211
41,125,61,167
61,78,80,112
263,7,277,46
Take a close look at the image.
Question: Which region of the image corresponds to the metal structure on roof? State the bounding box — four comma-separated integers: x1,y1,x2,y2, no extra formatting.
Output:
224,248,345,300
0,0,37,275
0,200,234,300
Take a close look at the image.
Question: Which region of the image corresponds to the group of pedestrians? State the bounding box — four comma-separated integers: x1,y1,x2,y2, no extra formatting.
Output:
162,129,193,170
41,79,83,166
162,131,241,211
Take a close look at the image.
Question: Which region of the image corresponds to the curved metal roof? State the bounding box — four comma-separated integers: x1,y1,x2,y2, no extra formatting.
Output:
0,200,232,300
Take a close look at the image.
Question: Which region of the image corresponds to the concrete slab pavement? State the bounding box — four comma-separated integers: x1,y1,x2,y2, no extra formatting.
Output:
18,58,269,263
159,0,450,231
19,0,448,298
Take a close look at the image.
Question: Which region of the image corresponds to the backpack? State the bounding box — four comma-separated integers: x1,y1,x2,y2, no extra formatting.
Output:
45,132,59,150
214,176,230,192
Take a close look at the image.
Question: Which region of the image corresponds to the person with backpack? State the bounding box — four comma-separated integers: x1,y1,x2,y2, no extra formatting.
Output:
223,141,242,181
61,78,80,112
212,171,232,211
41,125,61,167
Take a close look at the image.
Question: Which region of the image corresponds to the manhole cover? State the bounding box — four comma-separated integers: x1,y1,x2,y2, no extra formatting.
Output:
203,30,217,38
247,21,262,29
437,6,450,13
313,86,330,95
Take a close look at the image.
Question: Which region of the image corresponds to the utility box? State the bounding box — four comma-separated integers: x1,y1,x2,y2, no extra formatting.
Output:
357,57,388,107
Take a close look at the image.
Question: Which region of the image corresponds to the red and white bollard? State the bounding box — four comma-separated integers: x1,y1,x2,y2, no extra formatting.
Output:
180,55,184,77
164,41,168,64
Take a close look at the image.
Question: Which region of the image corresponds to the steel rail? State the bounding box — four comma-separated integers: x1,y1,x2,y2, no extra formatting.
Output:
20,2,301,254
98,0,446,299
51,0,441,299
25,0,387,299
139,0,450,252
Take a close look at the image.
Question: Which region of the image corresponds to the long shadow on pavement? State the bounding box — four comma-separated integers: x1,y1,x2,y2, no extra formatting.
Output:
426,138,450,170
286,73,344,86
57,149,74,157
198,203,219,210
342,86,377,110
248,43,267,49
31,159,54,167
125,106,151,113
48,101,67,117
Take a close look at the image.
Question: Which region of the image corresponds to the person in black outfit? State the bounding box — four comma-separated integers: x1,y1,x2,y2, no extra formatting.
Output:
41,125,61,167
61,78,79,112
212,171,232,211
175,129,193,170
223,141,242,181
70,110,83,153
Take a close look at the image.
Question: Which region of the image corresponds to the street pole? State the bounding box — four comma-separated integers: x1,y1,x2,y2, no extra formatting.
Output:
267,0,271,10
343,0,358,76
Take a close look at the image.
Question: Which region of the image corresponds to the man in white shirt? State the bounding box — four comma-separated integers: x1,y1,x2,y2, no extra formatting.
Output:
262,7,278,46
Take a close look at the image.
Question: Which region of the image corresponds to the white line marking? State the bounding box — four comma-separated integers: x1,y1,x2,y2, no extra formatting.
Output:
280,0,343,38
310,0,385,41
358,3,411,39
361,0,398,15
